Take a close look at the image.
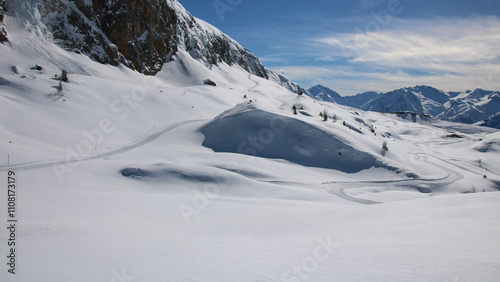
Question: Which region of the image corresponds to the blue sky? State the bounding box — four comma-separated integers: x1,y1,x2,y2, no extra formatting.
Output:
179,0,500,95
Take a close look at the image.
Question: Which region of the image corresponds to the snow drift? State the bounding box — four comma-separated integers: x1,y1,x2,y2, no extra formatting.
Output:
200,104,378,173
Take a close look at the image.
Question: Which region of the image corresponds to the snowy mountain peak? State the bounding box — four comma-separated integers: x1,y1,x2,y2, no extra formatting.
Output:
403,85,450,103
36,0,267,77
307,85,342,102
465,88,497,100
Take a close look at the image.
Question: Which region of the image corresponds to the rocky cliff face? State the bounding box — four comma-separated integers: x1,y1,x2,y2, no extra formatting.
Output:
0,0,7,42
39,0,267,77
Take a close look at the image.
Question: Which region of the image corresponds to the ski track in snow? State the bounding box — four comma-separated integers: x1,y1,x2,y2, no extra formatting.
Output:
323,153,463,204
0,120,205,172
247,74,260,93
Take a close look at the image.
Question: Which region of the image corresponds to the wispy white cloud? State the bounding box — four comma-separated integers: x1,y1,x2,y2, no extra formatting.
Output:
321,17,500,67
277,16,500,94
315,56,337,62
274,64,500,96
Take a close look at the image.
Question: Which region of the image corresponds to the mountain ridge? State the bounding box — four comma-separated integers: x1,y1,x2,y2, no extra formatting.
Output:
306,84,500,128
38,0,267,77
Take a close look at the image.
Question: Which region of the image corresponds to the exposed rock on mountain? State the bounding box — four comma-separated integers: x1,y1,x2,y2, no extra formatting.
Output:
39,0,267,77
0,0,8,42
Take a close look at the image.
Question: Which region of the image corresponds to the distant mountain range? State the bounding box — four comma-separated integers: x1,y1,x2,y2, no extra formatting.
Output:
306,85,500,129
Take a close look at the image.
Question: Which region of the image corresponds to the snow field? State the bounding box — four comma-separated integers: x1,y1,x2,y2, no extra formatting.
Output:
1,8,500,281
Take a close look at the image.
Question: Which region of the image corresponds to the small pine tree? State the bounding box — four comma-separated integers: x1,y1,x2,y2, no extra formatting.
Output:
57,81,63,96
61,69,69,83
322,109,328,121
243,94,247,99
332,114,337,122
343,120,346,126
292,105,297,115
382,141,388,151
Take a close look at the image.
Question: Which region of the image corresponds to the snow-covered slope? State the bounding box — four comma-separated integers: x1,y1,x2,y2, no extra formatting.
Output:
1,2,500,281
200,103,379,173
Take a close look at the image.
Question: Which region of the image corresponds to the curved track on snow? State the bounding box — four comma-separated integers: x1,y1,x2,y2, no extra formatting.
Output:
323,153,463,204
247,74,260,93
0,120,204,172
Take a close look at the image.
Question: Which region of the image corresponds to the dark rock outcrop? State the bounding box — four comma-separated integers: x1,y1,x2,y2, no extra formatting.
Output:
203,79,217,87
39,0,267,78
0,0,8,42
